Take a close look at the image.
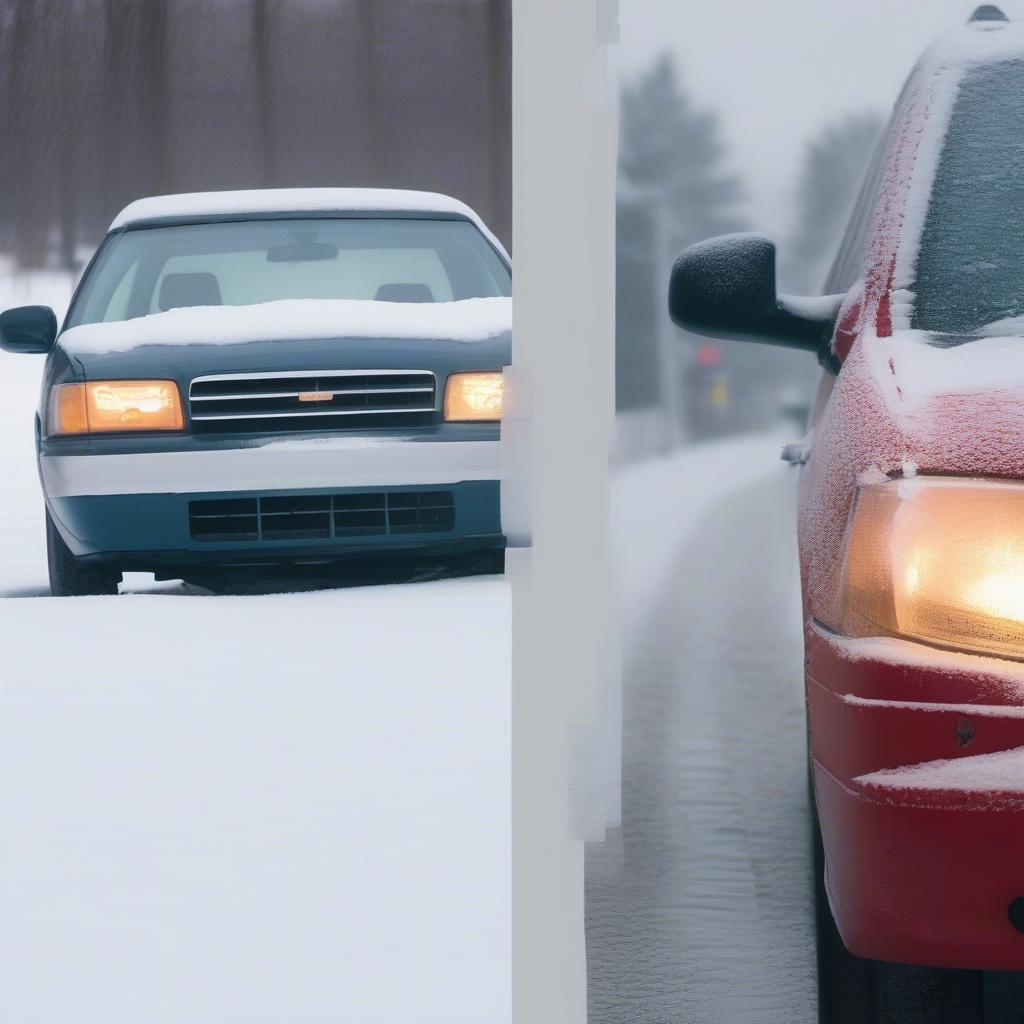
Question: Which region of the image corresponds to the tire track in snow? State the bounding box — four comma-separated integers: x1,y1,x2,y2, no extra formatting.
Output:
587,469,815,1023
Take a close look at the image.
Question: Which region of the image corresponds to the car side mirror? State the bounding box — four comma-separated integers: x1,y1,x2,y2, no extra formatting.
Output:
668,233,841,358
0,305,58,354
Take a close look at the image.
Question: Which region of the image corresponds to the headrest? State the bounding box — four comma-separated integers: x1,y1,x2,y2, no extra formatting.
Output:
158,272,222,311
374,282,435,303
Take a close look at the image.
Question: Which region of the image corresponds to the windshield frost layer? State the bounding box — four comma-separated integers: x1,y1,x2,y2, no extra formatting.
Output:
67,217,511,328
912,60,1024,336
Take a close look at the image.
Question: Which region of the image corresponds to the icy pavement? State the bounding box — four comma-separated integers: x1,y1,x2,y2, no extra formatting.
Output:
0,275,511,1023
588,442,816,1023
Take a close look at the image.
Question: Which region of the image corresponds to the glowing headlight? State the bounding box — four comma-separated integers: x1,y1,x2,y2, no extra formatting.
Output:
50,380,184,435
843,477,1024,660
444,371,503,422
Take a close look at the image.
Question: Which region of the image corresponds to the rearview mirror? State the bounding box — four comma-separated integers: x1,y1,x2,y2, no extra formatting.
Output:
0,305,58,354
668,233,841,357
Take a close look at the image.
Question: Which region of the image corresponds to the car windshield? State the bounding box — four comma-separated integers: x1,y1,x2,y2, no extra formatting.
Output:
912,60,1024,336
66,217,511,328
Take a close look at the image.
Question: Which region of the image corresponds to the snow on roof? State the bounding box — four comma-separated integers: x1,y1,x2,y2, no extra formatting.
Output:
59,296,512,355
922,11,1024,70
109,188,509,261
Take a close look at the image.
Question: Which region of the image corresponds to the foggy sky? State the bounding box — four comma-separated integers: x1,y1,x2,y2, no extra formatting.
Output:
618,0,1024,238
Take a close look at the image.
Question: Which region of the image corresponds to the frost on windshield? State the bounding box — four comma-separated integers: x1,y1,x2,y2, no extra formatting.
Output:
912,60,1024,335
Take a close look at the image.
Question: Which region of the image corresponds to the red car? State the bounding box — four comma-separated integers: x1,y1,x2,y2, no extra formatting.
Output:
671,6,1024,1019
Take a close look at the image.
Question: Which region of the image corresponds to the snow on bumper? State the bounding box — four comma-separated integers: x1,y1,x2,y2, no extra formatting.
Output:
39,438,502,559
39,438,501,497
807,624,1024,970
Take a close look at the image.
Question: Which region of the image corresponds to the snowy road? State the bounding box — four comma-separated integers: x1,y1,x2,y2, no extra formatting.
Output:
589,444,816,1022
0,275,511,1023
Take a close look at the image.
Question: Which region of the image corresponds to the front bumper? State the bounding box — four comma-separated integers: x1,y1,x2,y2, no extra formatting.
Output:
807,623,1024,970
41,437,502,568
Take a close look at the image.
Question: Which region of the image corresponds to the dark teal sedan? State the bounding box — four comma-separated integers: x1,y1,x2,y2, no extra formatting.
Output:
0,189,511,595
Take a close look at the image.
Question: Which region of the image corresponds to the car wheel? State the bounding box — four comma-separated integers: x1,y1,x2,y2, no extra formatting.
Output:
811,794,983,1024
45,510,121,597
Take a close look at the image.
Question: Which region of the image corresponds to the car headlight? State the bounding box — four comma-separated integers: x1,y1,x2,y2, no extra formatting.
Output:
50,380,184,435
443,371,503,422
842,477,1024,660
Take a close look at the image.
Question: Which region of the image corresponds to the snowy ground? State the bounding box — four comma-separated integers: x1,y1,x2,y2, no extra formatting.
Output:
0,274,511,1022
590,435,817,1023
0,270,817,1020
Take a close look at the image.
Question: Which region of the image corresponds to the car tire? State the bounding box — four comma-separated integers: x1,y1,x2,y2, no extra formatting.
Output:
811,793,984,1024
46,509,121,597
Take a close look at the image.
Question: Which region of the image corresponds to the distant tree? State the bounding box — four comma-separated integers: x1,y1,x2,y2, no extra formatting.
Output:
0,0,512,267
251,0,277,184
616,54,744,413
783,111,885,294
619,55,743,249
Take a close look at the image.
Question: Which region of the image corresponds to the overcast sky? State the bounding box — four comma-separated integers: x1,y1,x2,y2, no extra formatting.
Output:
617,0,1024,237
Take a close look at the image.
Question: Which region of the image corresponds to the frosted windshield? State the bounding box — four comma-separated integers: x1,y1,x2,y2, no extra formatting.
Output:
912,61,1024,336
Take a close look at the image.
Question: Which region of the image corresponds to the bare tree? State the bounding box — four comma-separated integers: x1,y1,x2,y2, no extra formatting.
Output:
251,0,277,184
0,0,513,266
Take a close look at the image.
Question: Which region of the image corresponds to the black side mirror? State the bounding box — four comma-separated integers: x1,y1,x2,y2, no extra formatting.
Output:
0,305,58,354
668,233,841,357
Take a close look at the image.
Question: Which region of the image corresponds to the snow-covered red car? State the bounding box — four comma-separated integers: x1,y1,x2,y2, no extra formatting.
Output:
671,6,1024,1017
0,188,510,595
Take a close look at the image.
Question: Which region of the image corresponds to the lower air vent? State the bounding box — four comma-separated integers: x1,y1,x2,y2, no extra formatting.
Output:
189,491,455,542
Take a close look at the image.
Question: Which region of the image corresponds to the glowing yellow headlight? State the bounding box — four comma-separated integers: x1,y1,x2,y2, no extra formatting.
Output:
843,477,1024,660
50,380,184,435
444,371,503,422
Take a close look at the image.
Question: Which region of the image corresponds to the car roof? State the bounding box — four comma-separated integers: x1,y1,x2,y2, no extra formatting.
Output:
109,188,509,262
917,8,1024,78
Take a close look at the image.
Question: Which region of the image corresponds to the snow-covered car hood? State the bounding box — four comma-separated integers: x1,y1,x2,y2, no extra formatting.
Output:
863,329,1024,480
59,296,512,356
54,297,513,384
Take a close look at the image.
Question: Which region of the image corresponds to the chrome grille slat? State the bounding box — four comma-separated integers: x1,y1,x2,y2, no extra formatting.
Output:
188,369,437,434
191,386,434,402
191,406,435,422
192,369,429,382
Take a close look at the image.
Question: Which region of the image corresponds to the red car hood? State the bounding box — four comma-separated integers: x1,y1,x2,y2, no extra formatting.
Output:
873,330,1024,479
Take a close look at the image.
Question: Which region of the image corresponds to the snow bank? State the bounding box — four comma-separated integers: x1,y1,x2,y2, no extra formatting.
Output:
856,745,1024,795
0,269,74,320
0,268,513,1023
0,578,511,1024
59,296,512,354
110,187,510,262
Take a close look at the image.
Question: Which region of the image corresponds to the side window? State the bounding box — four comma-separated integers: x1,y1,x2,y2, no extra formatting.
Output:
102,262,140,322
823,132,888,295
824,74,917,296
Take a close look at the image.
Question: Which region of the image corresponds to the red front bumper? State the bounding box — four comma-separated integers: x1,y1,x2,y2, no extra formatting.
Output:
807,624,1024,969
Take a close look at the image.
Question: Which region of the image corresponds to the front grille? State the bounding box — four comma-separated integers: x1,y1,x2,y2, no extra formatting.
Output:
189,370,437,433
189,491,455,542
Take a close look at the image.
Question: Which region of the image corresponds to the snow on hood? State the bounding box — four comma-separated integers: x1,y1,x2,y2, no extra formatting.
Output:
859,328,1024,481
865,329,1024,413
58,297,512,355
